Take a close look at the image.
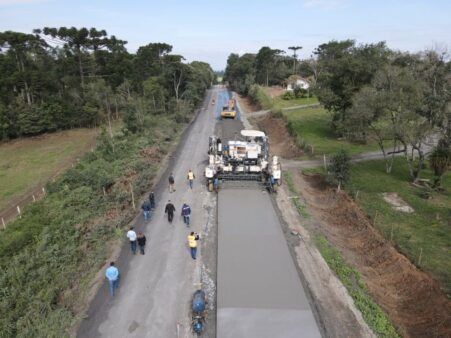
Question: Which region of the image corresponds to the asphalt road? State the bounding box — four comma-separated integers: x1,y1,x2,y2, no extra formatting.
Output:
78,88,218,338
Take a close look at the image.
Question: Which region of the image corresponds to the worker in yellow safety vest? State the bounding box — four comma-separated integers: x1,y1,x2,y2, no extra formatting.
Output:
187,232,199,260
187,169,196,189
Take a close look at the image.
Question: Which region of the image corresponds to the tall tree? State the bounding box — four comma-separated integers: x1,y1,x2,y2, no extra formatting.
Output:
314,40,390,130
255,46,285,86
288,46,302,74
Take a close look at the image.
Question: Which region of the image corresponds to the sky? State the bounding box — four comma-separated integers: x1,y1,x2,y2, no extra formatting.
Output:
1,0,450,70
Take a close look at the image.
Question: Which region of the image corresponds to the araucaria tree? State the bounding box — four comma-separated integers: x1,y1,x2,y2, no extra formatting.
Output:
0,28,214,141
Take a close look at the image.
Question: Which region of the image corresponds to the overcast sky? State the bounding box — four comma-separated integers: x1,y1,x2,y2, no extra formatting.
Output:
1,0,450,70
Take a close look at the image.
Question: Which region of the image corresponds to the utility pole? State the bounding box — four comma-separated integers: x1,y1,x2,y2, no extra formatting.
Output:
288,46,302,74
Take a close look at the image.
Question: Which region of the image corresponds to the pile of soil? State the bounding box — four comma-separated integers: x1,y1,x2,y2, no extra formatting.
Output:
297,172,451,337
252,114,302,159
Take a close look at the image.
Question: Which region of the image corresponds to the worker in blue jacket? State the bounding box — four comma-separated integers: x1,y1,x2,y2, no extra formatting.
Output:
105,262,119,296
181,203,191,226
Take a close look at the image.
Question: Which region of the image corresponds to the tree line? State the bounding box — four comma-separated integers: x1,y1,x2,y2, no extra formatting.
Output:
0,27,214,140
224,41,450,185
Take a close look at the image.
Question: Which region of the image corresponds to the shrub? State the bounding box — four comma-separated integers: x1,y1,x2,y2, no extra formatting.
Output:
327,150,351,191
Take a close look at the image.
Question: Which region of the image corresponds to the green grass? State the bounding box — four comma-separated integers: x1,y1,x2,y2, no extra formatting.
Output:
0,128,98,210
283,107,382,159
344,158,451,296
315,235,400,337
273,96,319,109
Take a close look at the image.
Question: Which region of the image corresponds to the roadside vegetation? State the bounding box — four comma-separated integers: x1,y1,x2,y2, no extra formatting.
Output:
273,96,318,109
315,235,400,337
0,128,97,210
0,26,214,337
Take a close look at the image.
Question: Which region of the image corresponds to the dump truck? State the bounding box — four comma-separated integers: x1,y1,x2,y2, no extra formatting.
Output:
205,130,281,192
220,98,237,119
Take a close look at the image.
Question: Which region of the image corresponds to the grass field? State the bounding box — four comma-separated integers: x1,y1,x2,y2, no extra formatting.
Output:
344,159,451,295
273,96,319,109
283,107,382,159
0,128,98,210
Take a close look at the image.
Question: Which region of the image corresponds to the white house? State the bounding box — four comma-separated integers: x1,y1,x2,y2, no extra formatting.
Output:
286,77,310,91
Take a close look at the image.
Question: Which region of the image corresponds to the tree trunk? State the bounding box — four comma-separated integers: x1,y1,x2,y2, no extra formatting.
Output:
77,47,85,88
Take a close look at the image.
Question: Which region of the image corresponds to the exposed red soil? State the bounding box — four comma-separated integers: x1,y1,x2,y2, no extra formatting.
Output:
252,114,303,159
262,85,285,98
237,94,260,112
296,172,451,338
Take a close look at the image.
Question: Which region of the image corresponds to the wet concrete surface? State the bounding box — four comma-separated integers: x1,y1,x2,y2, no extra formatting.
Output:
217,184,321,338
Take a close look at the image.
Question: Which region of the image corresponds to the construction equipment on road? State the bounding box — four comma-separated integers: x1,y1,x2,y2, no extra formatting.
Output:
220,98,237,119
191,289,207,335
205,130,282,192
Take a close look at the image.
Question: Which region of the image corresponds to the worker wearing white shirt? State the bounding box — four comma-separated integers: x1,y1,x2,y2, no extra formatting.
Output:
127,227,137,255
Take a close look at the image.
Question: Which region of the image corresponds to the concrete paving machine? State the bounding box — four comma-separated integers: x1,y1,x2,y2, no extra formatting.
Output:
205,130,282,192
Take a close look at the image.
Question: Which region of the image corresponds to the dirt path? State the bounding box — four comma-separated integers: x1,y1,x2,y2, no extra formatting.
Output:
294,172,451,337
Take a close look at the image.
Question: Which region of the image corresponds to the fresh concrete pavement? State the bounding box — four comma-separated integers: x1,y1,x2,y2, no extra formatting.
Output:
217,186,321,338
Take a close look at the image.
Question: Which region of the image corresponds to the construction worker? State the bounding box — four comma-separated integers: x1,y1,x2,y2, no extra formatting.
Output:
141,201,151,221
137,232,147,255
127,227,137,255
214,176,219,192
105,262,119,296
148,191,155,209
165,200,176,223
187,169,195,189
181,203,191,226
187,232,200,260
216,138,222,154
168,173,175,193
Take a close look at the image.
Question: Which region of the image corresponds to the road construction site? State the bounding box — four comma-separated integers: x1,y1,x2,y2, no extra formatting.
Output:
78,86,377,338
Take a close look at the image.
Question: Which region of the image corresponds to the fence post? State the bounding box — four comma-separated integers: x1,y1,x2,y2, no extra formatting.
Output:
17,206,21,218
32,194,36,202
42,187,46,195
323,154,327,171
418,248,423,266
1,217,5,229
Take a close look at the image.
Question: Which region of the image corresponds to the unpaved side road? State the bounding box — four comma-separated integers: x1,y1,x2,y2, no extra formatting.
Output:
77,88,219,338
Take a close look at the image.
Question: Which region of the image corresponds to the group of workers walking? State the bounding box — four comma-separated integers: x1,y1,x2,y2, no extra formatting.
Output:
106,169,200,296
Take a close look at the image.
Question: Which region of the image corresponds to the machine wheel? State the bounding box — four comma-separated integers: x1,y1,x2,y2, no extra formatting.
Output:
208,181,214,192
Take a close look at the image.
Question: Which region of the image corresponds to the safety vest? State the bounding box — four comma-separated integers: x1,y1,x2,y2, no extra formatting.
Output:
188,235,197,248
188,171,195,180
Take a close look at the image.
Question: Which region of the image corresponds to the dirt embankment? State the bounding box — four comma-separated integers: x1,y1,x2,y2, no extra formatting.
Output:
252,114,302,159
296,173,451,337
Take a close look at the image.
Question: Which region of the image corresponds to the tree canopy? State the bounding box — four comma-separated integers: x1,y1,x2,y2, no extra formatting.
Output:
0,28,214,141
